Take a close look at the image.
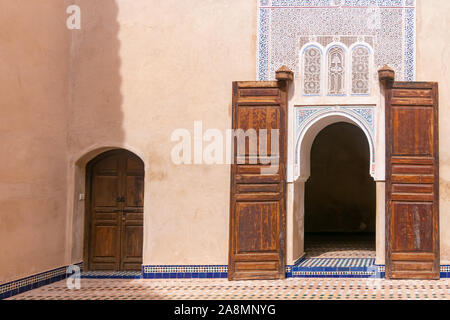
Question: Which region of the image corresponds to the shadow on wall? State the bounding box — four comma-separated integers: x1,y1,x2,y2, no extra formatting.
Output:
69,0,126,264
305,122,376,233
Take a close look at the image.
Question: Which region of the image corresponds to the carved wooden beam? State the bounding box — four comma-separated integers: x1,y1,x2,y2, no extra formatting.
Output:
275,65,294,82
378,65,395,87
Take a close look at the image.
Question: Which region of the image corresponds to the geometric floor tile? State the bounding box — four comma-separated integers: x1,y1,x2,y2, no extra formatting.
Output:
7,278,450,300
297,258,375,268
305,233,376,258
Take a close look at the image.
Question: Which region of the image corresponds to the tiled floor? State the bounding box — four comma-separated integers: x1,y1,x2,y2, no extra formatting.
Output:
7,278,450,300
305,233,375,258
8,235,446,300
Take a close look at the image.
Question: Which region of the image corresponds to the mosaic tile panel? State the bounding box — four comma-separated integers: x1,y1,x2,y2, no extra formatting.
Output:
142,265,228,279
258,0,416,81
81,271,141,279
295,106,375,137
298,258,376,268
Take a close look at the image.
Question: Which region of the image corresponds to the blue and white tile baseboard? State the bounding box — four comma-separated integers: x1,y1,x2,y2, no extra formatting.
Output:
81,271,142,279
0,262,83,300
441,265,450,278
142,265,228,279
142,262,450,280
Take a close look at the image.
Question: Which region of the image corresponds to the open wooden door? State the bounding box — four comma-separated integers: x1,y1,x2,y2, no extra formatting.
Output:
383,71,440,279
228,67,292,280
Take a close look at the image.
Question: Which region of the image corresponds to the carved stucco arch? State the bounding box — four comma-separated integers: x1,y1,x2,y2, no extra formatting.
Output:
294,107,376,182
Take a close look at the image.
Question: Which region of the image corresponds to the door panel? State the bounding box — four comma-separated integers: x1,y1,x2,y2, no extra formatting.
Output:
126,176,144,207
229,79,289,280
386,82,439,279
121,156,145,270
236,202,279,254
93,176,119,207
93,225,119,258
391,202,433,252
87,150,144,271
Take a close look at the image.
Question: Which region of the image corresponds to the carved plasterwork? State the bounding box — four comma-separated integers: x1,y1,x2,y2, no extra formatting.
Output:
257,0,416,81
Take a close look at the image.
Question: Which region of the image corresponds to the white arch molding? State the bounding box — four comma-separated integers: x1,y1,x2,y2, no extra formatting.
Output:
286,105,386,267
294,106,376,182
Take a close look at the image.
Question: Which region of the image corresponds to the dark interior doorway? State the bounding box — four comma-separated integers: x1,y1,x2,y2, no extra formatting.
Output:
304,122,376,258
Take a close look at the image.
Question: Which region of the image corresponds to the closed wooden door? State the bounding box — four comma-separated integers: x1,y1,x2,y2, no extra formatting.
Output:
86,150,144,271
228,76,290,280
385,82,439,279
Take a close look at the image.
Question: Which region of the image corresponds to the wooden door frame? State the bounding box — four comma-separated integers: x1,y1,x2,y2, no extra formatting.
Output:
82,148,144,271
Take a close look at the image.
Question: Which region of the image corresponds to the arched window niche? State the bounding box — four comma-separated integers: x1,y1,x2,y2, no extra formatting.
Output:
302,44,323,96
351,44,372,95
327,45,346,96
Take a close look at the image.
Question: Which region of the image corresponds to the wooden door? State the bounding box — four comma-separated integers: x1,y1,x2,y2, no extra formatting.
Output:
86,150,144,271
228,76,289,280
385,82,439,279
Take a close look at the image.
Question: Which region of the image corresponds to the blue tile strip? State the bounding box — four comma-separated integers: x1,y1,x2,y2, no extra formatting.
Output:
142,263,450,279
0,262,83,300
142,265,228,279
80,271,141,279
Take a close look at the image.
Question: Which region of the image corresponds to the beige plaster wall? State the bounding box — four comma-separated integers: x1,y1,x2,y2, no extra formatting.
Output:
0,1,70,283
416,0,450,264
67,0,257,265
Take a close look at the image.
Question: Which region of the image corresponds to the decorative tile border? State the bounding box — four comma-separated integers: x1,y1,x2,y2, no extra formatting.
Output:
142,265,228,279
440,265,450,279
142,263,449,279
81,271,141,279
296,106,375,136
292,271,381,278
257,0,416,81
0,262,83,300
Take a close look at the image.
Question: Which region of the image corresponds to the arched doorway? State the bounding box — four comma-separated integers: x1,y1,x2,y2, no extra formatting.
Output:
304,122,376,257
84,149,144,271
